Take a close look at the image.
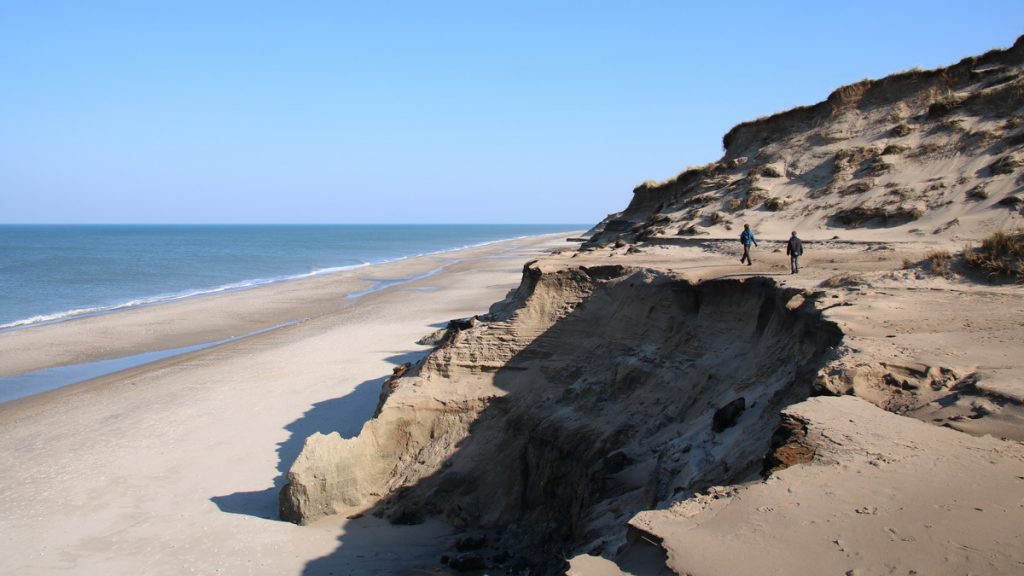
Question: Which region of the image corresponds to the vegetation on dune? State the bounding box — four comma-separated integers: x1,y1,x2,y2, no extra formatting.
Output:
927,95,965,118
881,143,910,156
764,196,787,211
820,272,866,287
745,190,768,209
926,249,952,276
963,229,1024,280
966,183,989,200
891,122,913,137
989,154,1022,175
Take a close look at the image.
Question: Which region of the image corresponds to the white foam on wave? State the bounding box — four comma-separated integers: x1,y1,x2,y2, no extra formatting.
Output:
0,263,369,331
0,230,575,331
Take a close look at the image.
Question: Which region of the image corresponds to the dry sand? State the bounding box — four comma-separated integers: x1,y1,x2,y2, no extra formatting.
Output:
629,395,1024,576
0,232,575,575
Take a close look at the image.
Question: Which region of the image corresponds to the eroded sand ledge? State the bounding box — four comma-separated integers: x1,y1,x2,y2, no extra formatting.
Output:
282,261,843,569
280,243,1024,574
629,395,1024,576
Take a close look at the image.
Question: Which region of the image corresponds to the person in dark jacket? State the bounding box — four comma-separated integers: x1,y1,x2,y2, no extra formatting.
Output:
739,224,757,266
786,230,804,274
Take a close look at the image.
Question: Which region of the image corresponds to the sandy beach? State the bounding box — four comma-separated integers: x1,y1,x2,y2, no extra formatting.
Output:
0,232,575,575
4,23,1024,576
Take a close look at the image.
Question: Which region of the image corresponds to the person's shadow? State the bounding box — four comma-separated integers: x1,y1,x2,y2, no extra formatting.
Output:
210,350,430,520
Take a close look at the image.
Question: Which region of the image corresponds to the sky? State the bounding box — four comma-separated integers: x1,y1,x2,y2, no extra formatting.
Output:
2,2,1023,224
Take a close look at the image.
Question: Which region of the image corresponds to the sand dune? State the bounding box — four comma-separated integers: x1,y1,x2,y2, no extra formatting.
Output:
282,37,1024,575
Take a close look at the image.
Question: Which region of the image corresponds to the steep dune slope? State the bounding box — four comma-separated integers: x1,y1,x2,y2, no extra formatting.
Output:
589,35,1024,245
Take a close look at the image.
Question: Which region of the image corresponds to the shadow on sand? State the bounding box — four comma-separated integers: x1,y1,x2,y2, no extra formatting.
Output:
210,350,430,520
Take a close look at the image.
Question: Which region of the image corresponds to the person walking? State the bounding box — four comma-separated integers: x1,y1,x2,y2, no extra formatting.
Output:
739,224,757,266
786,230,804,274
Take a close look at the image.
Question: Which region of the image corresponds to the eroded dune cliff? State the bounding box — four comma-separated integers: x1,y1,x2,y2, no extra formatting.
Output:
282,36,1024,575
282,264,840,569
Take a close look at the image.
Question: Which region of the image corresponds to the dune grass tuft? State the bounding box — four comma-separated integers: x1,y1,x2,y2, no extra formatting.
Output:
989,155,1022,176
821,273,866,288
764,197,787,211
881,143,910,156
963,229,1024,280
925,249,952,276
891,123,913,137
967,184,989,200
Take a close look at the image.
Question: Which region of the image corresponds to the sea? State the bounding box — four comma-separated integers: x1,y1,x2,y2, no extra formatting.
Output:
0,224,581,331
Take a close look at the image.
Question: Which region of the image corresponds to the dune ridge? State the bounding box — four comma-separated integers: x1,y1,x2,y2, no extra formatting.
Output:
596,35,1024,245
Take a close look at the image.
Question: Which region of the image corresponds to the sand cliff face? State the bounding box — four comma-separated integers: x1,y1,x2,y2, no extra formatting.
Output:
282,37,1024,575
282,263,841,570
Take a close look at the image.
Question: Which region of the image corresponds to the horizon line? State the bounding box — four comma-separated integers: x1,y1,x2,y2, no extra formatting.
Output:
0,222,591,226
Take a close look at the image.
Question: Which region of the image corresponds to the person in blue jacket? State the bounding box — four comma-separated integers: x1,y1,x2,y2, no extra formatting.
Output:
739,224,757,266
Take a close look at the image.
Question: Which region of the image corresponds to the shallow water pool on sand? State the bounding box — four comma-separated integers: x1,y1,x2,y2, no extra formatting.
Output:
0,322,295,404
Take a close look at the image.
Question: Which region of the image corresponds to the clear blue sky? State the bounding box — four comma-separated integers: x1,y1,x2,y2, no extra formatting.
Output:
2,2,1022,224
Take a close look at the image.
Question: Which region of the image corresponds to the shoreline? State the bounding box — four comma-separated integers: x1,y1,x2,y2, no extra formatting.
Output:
0,229,580,333
0,231,579,379
0,231,575,575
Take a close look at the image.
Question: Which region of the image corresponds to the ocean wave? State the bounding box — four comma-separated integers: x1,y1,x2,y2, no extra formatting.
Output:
0,231,572,331
0,263,370,331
